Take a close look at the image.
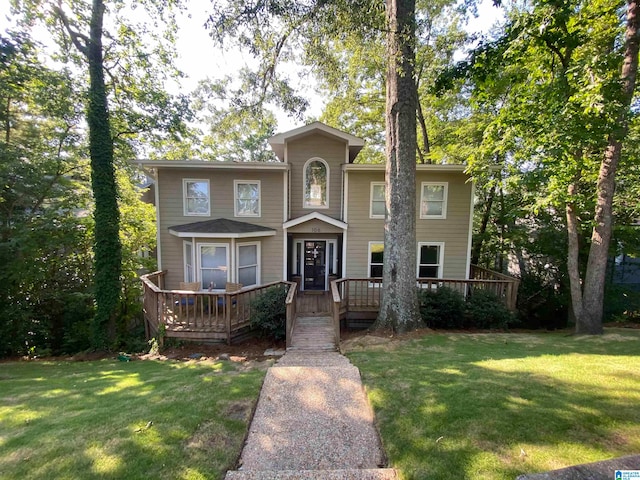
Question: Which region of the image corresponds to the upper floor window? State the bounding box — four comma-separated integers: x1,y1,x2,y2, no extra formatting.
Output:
235,180,260,217
303,158,329,208
183,179,210,216
370,182,386,218
417,242,444,278
420,182,448,219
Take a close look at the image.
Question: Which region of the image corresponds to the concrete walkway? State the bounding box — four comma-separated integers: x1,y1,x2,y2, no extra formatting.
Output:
225,316,397,480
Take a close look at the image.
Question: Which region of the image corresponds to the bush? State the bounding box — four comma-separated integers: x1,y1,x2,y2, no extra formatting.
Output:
249,285,288,340
466,289,515,329
516,272,569,329
604,283,640,323
419,286,466,329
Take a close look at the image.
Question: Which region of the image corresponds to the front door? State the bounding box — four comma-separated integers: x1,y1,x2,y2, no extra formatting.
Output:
303,241,326,290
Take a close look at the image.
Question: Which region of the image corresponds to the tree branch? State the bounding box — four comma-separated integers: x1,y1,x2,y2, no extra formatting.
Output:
52,3,89,57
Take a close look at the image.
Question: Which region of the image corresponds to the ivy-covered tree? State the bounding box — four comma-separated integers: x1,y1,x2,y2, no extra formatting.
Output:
9,0,191,348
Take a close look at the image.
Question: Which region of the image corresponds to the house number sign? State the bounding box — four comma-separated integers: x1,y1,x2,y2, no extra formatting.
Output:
311,227,321,233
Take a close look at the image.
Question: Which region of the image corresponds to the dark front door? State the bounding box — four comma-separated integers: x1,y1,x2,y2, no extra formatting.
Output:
303,241,326,290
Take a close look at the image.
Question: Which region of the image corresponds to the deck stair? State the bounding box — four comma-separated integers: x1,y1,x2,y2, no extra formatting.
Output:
224,314,397,480
288,315,336,352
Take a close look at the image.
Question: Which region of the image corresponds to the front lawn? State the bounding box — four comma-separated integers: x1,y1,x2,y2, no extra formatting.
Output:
346,329,640,480
0,357,267,479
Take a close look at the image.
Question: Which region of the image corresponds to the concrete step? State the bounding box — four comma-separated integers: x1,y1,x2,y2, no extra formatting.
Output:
225,468,398,480
278,352,353,367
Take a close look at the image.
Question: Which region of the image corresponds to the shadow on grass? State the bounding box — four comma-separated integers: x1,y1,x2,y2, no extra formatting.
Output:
347,330,640,480
0,359,266,480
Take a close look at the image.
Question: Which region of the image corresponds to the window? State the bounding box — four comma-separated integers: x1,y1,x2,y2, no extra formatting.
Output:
417,242,444,278
235,180,260,217
198,244,228,290
303,158,329,208
184,241,194,282
420,182,448,219
237,242,260,287
368,242,384,277
183,179,210,216
370,182,385,218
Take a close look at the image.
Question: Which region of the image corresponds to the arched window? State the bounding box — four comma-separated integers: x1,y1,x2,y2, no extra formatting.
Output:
303,158,329,208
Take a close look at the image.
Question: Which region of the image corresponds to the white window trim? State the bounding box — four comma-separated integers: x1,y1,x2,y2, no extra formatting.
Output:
236,241,261,287
303,157,330,209
183,178,210,216
183,240,194,282
417,242,445,278
370,182,386,219
234,180,261,217
420,182,448,219
367,241,384,278
197,243,229,289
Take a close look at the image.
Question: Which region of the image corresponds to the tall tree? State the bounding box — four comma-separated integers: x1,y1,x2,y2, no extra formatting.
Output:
373,0,422,331
52,0,120,347
575,0,639,333
460,0,640,333
10,0,190,347
205,1,422,331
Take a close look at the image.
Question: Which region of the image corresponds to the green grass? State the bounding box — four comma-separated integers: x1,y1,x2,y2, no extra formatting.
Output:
346,329,640,480
0,357,266,480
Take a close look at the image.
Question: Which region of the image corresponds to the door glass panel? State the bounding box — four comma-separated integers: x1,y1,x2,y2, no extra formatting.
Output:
303,241,326,290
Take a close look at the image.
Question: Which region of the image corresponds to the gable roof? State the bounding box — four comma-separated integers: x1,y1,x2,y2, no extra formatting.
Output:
283,211,348,230
169,218,277,238
268,121,365,163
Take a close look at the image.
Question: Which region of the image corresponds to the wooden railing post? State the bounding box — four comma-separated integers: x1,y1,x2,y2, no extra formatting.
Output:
330,279,341,346
285,281,297,349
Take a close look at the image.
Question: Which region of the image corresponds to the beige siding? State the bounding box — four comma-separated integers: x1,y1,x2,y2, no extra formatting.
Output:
287,133,346,220
345,170,472,279
157,168,285,289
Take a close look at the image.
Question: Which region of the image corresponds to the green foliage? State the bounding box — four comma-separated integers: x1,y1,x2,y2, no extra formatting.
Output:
249,285,288,340
419,286,466,329
466,288,515,329
419,286,515,330
604,284,640,323
516,271,569,330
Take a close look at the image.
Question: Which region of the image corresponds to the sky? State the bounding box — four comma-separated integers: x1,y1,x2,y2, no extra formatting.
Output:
1,0,504,133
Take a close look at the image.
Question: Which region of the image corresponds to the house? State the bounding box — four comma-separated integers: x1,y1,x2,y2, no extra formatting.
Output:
138,122,516,344
139,121,473,290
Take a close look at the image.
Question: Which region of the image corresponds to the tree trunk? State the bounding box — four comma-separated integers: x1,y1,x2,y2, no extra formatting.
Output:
566,181,585,326
471,183,496,266
576,0,639,334
87,0,122,347
373,0,421,333
416,99,431,163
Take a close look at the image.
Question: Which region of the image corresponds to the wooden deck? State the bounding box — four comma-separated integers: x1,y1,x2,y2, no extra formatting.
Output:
296,292,332,315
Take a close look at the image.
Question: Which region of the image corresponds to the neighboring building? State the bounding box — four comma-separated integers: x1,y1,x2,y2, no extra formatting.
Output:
136,122,474,292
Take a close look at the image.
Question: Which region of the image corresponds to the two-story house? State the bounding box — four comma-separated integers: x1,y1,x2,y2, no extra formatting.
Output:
138,122,474,294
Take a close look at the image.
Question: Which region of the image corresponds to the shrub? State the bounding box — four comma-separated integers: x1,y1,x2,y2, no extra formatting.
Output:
465,289,514,329
249,285,288,340
516,272,569,329
604,283,640,323
419,286,466,329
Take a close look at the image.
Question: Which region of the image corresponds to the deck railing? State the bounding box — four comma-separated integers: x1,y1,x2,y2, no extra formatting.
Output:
141,271,296,345
330,267,520,344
